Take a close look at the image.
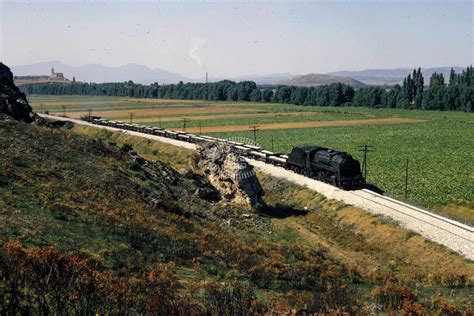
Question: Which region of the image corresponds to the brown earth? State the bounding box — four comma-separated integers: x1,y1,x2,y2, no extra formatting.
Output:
31,98,270,107
48,106,266,118
175,117,426,133
131,111,319,123
31,99,202,107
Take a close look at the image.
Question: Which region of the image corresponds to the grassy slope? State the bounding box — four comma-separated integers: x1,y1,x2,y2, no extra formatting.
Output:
0,119,370,313
71,124,473,312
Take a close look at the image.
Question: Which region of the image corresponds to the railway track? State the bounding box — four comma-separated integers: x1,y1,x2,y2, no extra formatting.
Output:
358,189,474,234
37,113,474,260
351,190,473,241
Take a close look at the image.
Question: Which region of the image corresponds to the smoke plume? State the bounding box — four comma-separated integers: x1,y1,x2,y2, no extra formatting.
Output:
189,38,207,70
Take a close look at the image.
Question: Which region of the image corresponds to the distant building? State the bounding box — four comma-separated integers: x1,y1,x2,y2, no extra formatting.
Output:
50,67,65,80
14,67,71,86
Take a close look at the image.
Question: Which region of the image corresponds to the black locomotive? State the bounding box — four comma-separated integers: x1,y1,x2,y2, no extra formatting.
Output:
286,146,365,189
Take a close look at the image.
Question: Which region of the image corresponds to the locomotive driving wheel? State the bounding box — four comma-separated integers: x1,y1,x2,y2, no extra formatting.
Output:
330,175,337,186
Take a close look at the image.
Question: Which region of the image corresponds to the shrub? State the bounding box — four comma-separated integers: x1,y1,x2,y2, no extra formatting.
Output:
204,281,263,314
372,277,423,314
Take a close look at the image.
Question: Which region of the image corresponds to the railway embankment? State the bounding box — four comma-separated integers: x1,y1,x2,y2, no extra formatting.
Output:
39,113,474,260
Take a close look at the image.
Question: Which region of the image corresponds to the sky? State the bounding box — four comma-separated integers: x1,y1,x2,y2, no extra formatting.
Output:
0,0,472,78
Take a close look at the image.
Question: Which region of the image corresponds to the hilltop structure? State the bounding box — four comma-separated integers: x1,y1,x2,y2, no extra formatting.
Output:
14,66,71,85
50,67,65,80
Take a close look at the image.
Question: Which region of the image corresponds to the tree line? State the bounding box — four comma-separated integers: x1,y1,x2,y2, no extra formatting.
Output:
20,66,473,112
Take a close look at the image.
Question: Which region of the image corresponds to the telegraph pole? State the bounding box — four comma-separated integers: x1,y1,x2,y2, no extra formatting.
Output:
62,105,66,117
181,117,191,132
88,108,92,120
249,125,259,143
358,145,374,180
405,157,409,200
129,112,134,124
206,71,210,101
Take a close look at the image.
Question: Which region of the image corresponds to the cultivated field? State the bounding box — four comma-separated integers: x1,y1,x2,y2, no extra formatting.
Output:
29,95,474,223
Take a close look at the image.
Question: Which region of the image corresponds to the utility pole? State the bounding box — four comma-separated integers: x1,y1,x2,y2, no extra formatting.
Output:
62,105,66,117
40,103,43,113
249,125,260,143
271,134,274,152
88,108,92,120
206,72,209,101
199,122,202,134
358,145,374,180
129,112,134,124
405,157,409,200
181,117,191,132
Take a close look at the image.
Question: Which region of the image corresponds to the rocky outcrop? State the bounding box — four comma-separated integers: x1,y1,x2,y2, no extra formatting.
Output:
192,142,266,210
0,63,36,123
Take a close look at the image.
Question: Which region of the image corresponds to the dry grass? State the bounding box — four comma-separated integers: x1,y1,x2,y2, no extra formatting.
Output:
48,106,264,119
72,125,193,169
129,111,319,123
260,175,473,289
273,217,383,276
30,98,203,107
433,202,474,224
179,117,425,133
334,206,473,285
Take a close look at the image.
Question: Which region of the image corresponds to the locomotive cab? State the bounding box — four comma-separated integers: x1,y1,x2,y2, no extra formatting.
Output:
287,146,320,175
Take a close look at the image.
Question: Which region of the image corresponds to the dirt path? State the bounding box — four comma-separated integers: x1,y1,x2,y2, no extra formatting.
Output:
176,117,425,133
275,218,380,272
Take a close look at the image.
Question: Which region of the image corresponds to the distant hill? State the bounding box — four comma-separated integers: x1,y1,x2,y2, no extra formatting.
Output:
328,67,465,85
10,61,188,84
215,73,294,85
276,73,366,87
14,75,72,86
10,61,294,85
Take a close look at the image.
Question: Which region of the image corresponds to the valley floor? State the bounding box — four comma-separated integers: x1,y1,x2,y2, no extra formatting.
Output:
29,95,474,224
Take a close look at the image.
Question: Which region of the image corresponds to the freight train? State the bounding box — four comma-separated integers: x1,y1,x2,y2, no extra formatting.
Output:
86,117,365,189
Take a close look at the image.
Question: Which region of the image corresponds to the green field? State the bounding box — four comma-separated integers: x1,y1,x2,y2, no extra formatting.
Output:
28,95,474,223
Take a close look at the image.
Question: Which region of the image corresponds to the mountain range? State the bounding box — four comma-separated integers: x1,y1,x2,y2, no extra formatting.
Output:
276,74,366,87
9,61,466,86
328,67,465,85
11,61,187,84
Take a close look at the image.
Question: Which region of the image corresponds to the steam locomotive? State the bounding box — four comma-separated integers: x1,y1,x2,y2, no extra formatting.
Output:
286,146,365,189
86,117,365,189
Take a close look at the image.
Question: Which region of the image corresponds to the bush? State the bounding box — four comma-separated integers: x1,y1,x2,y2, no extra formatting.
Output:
204,281,263,314
372,277,424,314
